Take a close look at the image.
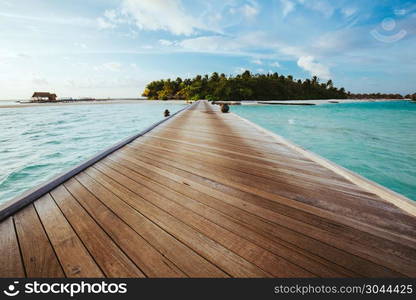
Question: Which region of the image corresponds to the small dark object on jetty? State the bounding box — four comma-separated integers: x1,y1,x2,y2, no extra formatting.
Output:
221,104,230,113
164,109,170,117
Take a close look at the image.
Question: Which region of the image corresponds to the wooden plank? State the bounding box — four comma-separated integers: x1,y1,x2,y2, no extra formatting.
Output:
74,170,269,278
150,127,307,159
93,158,356,277
132,137,363,190
1,100,415,278
126,146,416,250
65,174,228,278
33,194,104,277
128,142,416,238
87,163,314,278
147,133,313,167
129,140,383,199
111,148,411,277
63,178,187,278
50,185,145,277
0,217,25,277
14,204,64,277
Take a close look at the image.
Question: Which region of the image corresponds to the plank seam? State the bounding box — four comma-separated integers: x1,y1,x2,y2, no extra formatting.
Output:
103,156,326,277
79,168,232,277
89,162,256,277
49,190,109,278
12,216,27,278
69,175,191,277
119,142,411,275
111,149,396,276
58,183,149,277
31,202,66,277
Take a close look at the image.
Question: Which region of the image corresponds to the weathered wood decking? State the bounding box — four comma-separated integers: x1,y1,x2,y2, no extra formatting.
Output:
1,100,415,278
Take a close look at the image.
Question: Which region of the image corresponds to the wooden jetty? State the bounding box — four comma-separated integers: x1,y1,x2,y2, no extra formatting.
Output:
1,100,415,278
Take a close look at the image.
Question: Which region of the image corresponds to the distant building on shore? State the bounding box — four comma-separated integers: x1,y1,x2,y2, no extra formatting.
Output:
32,92,57,101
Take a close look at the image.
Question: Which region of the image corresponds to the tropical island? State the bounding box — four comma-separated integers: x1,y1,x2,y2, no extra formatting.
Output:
142,71,348,101
143,70,415,101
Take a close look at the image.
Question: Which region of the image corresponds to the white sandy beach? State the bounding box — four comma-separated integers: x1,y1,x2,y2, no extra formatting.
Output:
241,99,409,105
0,99,188,109
0,98,408,109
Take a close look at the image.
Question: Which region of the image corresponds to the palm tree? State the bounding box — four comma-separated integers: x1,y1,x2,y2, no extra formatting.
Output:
326,79,333,88
142,70,350,100
210,72,219,81
242,70,252,79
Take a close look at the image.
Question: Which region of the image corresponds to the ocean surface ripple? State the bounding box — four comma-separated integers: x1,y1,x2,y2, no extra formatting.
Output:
0,103,183,204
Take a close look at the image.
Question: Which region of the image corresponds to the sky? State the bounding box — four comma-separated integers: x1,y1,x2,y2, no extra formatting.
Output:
0,0,415,99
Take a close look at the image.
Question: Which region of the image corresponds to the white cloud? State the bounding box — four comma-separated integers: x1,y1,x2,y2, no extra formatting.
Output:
178,32,276,56
0,12,94,27
270,61,281,68
178,33,332,79
104,9,118,22
97,17,116,29
342,7,357,18
297,0,334,18
18,53,31,59
297,56,331,79
394,9,407,16
281,0,295,17
241,3,259,18
97,9,123,29
228,2,260,19
234,67,247,74
179,35,240,52
74,42,88,49
159,39,174,46
94,62,122,72
121,0,206,35
32,77,49,86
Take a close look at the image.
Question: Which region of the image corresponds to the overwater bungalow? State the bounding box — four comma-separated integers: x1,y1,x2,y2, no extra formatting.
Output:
31,92,57,102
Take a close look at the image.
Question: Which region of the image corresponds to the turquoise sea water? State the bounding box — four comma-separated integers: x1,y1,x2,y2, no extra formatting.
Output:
232,101,416,201
0,103,183,204
0,101,20,105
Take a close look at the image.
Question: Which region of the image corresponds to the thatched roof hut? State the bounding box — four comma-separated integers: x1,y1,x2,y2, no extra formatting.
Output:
32,92,57,101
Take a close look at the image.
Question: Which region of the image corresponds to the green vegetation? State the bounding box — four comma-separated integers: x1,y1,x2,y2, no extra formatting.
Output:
142,71,349,101
405,93,416,101
351,93,404,99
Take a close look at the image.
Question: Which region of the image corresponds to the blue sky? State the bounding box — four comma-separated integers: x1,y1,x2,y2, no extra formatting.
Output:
0,0,415,99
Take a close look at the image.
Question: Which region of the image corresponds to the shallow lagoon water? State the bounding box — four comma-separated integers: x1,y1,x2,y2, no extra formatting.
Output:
232,101,416,201
0,103,183,204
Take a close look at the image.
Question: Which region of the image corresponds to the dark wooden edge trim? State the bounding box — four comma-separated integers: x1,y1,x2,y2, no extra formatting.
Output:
0,101,197,221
